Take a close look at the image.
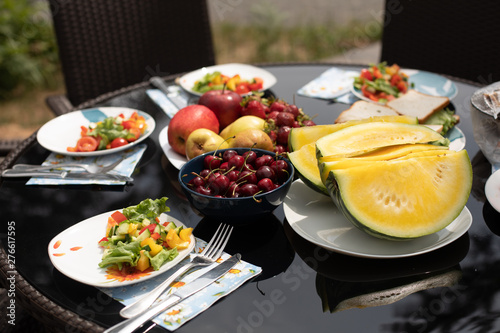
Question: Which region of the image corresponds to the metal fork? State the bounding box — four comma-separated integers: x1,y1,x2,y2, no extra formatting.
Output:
12,157,125,174
119,224,234,318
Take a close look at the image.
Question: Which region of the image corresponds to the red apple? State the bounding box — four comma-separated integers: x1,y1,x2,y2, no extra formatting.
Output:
198,90,243,130
167,105,219,156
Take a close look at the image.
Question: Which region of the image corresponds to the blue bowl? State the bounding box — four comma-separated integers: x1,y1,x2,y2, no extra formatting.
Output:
178,148,294,221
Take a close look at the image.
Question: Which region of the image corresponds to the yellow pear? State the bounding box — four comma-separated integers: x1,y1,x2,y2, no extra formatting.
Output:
229,128,274,152
220,116,266,140
185,128,229,159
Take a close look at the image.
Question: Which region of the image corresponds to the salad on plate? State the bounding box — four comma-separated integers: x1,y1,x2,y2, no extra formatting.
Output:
98,197,193,273
192,71,263,95
353,62,411,104
67,111,147,153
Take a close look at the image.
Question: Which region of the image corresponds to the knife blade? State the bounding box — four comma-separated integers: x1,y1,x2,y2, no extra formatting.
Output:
149,76,189,111
1,169,133,182
104,254,241,333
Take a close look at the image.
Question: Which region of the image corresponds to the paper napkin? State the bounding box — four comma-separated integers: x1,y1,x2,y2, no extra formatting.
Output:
26,144,146,185
99,238,262,331
297,67,360,104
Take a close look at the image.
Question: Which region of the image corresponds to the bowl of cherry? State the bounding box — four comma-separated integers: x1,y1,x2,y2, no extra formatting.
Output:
178,148,294,220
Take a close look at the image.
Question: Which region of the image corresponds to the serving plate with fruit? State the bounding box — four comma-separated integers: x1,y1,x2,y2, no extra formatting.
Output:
160,91,316,169
284,179,472,258
178,63,277,96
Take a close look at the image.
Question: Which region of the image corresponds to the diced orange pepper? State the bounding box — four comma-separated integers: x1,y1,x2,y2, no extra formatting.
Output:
179,228,193,242
137,250,150,271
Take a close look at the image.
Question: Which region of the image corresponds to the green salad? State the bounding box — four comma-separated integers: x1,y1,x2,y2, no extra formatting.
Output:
98,197,193,273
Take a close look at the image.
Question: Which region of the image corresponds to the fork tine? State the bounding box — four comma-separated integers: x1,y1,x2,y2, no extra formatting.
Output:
211,226,233,260
98,157,124,173
204,225,232,259
200,223,224,256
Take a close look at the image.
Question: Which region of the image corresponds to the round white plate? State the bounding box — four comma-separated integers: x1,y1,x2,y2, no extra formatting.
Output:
485,169,500,213
351,69,458,104
178,63,277,96
158,126,187,170
48,211,194,287
283,179,472,259
37,107,155,157
447,126,466,151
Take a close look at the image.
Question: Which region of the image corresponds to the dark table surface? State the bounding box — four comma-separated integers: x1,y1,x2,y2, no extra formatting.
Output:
1,64,500,333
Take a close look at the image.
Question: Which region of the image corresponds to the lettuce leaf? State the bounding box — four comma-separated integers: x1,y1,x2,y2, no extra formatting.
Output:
122,197,170,223
425,108,458,135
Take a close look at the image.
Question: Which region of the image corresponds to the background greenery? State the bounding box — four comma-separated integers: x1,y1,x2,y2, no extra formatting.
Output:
0,0,381,140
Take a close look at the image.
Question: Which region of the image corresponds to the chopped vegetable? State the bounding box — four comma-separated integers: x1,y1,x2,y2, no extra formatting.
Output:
192,71,263,94
67,112,147,152
98,197,193,274
354,62,411,104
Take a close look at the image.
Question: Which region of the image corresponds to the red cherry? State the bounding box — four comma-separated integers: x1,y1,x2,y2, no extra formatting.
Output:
274,145,286,155
227,170,240,182
209,174,230,195
256,165,276,181
239,183,260,197
243,150,257,165
219,161,229,173
189,176,205,188
204,155,221,170
255,155,273,169
223,150,238,162
238,170,258,184
195,185,212,196
258,178,275,192
228,155,245,170
200,169,211,178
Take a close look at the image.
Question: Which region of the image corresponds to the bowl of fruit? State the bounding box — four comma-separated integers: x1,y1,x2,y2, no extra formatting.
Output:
178,148,294,220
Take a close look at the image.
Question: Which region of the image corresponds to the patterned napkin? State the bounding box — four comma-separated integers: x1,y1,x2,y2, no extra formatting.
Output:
26,144,146,185
99,237,261,331
297,67,360,104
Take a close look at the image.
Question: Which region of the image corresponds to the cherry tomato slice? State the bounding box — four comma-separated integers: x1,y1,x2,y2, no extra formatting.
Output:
76,136,98,152
110,137,129,148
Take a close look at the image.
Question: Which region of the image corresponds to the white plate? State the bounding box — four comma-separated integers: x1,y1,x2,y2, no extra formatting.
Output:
178,63,277,96
351,69,458,104
48,211,194,287
485,169,500,213
159,126,187,170
37,107,155,157
283,179,472,258
447,126,466,151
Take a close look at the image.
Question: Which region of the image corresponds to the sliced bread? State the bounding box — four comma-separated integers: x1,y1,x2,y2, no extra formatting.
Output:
386,90,450,123
335,100,399,123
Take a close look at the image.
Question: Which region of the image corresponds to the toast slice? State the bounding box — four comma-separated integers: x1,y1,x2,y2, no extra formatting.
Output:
386,90,450,123
335,100,399,123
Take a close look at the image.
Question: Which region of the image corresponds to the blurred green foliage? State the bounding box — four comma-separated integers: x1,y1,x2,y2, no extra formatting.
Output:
0,0,59,99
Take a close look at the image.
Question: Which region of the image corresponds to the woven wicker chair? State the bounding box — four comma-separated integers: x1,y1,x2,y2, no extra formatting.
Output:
380,0,500,84
46,0,215,116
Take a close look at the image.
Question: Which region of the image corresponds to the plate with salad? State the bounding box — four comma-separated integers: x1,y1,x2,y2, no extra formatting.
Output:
352,62,458,104
48,198,195,287
178,63,277,96
37,107,155,156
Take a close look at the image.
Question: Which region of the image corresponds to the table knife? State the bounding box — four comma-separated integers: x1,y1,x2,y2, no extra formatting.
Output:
1,169,133,182
149,76,189,111
104,253,241,333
